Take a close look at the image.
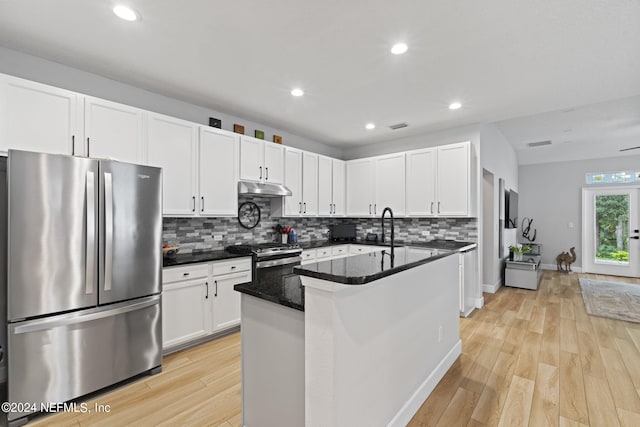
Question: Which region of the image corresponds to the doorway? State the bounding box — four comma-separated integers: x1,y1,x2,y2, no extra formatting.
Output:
582,187,640,276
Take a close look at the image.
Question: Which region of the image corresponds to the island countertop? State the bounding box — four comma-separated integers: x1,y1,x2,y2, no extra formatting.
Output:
293,246,455,285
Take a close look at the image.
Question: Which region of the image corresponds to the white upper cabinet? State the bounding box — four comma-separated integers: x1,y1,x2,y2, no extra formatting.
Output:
199,127,239,216
346,158,375,217
332,159,346,216
84,96,144,163
0,74,80,156
318,157,346,217
302,152,318,216
436,142,470,216
318,156,333,216
374,153,405,216
406,148,437,216
147,113,197,216
239,136,263,182
240,136,284,184
283,148,303,216
264,142,285,184
405,141,473,217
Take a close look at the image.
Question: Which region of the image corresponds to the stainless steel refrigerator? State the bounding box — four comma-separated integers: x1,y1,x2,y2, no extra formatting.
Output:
3,150,163,426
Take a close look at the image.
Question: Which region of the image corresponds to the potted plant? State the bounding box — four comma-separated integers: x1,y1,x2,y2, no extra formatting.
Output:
509,244,531,261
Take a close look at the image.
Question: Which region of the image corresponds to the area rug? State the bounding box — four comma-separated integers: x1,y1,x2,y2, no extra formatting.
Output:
579,278,640,323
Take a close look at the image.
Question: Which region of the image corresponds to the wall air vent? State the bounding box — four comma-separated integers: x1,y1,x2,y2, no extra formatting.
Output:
527,140,552,148
389,122,408,130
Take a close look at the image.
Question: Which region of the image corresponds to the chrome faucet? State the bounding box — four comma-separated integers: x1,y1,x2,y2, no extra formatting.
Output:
381,207,395,258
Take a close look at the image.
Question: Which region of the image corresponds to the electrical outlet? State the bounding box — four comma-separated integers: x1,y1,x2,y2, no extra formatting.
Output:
213,235,223,241
568,222,574,228
438,325,443,342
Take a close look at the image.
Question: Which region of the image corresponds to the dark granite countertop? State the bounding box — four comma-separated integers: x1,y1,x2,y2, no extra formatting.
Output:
299,239,476,252
163,249,249,267
294,246,456,285
234,264,304,311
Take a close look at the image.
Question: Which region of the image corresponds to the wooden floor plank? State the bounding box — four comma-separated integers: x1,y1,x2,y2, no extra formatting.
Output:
529,362,559,427
497,375,535,427
434,387,479,427
559,351,589,425
584,374,620,427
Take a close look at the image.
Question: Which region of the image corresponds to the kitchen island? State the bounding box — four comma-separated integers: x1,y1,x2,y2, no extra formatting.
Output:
235,246,462,427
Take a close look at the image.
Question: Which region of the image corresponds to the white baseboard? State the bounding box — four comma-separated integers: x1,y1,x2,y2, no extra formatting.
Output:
482,281,502,294
387,340,462,427
474,296,484,309
541,263,582,273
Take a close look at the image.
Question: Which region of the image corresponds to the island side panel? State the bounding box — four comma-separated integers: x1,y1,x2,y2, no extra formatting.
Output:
303,254,461,427
240,294,305,427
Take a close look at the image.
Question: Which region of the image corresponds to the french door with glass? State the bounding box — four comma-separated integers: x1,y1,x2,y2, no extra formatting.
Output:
582,188,640,276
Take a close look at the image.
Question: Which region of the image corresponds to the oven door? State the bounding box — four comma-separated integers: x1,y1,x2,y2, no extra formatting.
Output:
255,254,302,269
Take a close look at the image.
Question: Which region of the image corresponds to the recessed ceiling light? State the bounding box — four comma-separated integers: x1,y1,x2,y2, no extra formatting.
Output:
291,88,304,97
365,123,375,130
113,5,138,21
449,102,462,110
391,43,408,55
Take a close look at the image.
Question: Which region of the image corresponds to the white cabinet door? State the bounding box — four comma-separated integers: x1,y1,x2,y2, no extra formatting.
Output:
0,74,80,155
437,142,469,216
346,159,374,217
212,270,251,332
374,153,405,216
284,148,303,216
199,127,239,216
302,151,318,216
264,143,284,184
332,159,346,216
240,136,263,182
162,278,211,349
318,156,333,216
406,148,437,216
147,113,197,216
85,97,143,163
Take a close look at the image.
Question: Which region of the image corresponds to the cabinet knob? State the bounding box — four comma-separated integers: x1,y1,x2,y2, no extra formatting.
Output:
183,272,190,276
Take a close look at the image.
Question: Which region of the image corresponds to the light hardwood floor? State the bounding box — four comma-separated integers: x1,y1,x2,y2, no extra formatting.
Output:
29,271,640,427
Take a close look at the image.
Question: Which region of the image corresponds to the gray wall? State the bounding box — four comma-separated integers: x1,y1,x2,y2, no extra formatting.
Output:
0,46,342,158
479,123,518,288
519,154,640,269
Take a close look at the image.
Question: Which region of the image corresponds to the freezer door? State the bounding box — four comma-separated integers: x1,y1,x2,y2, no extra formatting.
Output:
99,160,162,304
7,295,161,423
8,150,99,321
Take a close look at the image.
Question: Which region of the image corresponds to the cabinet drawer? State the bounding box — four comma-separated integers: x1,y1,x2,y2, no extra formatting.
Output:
349,245,370,255
316,248,332,259
211,257,252,276
301,249,317,261
163,264,209,284
331,245,348,256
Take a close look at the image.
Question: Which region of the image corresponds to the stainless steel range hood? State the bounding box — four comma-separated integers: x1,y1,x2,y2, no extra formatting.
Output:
238,181,292,197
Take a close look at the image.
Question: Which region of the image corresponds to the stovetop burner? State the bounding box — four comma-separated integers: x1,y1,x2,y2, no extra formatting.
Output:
225,242,302,256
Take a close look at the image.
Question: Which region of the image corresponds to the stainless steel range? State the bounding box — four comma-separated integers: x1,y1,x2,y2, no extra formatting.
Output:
226,243,302,269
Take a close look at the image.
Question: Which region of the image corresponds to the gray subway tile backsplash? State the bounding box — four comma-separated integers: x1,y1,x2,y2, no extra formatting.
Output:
163,196,477,254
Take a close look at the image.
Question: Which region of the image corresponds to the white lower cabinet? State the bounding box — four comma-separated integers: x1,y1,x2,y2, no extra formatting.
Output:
162,257,251,351
211,270,251,332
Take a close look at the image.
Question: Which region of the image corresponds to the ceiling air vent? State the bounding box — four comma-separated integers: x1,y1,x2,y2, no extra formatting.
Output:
389,122,408,130
527,140,552,148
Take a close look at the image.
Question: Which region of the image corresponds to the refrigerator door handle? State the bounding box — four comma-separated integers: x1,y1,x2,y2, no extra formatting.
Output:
85,171,95,295
13,295,160,335
104,172,114,292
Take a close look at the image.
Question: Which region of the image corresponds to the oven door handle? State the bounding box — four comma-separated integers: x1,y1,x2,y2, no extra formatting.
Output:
256,256,302,269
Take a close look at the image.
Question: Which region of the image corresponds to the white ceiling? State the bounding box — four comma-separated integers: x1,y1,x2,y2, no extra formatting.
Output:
496,95,640,165
0,0,639,159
